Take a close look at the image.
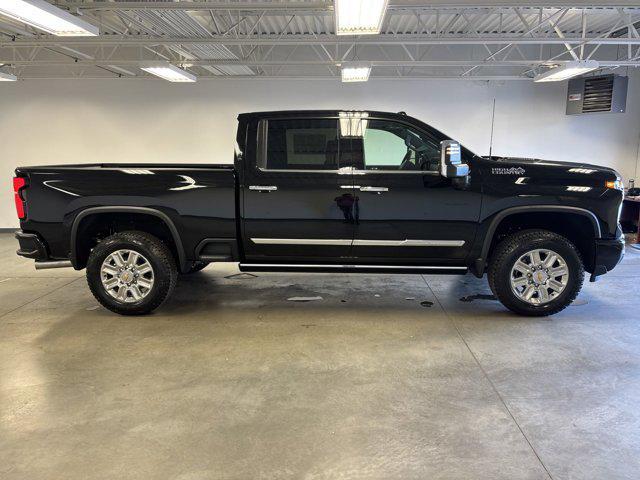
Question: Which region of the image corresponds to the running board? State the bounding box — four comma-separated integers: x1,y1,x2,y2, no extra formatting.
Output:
239,264,467,275
35,260,73,270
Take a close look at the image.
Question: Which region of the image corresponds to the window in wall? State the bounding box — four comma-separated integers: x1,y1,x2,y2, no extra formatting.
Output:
262,118,339,170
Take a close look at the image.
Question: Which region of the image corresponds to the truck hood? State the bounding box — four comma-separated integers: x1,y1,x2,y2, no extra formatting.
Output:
485,156,619,177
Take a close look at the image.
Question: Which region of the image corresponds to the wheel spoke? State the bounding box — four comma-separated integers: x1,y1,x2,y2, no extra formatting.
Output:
130,285,143,301
538,287,550,303
523,285,536,300
530,250,542,266
549,266,567,278
128,251,139,266
543,254,558,269
512,276,528,288
103,277,119,289
116,285,128,301
137,264,152,275
548,279,564,292
137,278,152,290
102,265,118,276
111,251,125,268
513,261,530,274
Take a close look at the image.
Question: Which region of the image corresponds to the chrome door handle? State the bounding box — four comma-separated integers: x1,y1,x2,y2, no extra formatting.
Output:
360,186,388,193
249,185,278,192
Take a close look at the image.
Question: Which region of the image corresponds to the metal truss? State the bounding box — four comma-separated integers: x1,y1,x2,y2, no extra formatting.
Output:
1,1,640,80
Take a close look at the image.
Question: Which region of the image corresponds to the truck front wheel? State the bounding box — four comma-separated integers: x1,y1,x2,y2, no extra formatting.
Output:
86,231,178,315
488,229,584,316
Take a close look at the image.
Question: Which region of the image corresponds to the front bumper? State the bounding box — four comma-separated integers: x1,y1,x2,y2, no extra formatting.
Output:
15,230,48,260
590,233,625,281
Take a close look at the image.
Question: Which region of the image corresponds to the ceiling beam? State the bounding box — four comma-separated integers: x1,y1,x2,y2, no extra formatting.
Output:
58,1,332,12
56,1,640,10
3,35,640,48
10,73,535,81
6,59,640,67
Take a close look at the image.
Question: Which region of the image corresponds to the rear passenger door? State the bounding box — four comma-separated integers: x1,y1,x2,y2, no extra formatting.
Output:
241,116,357,261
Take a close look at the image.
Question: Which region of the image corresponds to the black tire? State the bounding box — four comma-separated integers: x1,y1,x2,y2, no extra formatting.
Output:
86,231,178,315
488,229,584,316
181,261,210,275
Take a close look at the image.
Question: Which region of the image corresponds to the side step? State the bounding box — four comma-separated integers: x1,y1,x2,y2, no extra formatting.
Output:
35,260,73,270
239,264,467,275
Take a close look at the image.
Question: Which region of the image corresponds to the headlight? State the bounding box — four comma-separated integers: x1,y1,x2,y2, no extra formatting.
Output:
605,179,624,191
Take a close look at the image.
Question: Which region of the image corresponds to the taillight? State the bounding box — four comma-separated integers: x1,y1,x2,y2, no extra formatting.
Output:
13,177,27,220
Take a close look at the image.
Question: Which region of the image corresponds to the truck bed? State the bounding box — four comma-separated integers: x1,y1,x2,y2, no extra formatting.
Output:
16,163,238,267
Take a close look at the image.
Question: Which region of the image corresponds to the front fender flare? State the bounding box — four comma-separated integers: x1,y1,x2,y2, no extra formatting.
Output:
473,205,601,276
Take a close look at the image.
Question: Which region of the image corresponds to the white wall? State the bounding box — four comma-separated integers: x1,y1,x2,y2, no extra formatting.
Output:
1,76,639,228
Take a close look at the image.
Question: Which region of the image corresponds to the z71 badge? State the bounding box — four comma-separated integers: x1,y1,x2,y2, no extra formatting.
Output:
492,167,526,175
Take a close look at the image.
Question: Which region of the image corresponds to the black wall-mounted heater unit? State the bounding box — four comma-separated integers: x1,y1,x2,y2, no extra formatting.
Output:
566,74,628,115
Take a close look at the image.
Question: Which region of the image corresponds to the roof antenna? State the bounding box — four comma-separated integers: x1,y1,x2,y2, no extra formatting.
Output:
488,97,496,160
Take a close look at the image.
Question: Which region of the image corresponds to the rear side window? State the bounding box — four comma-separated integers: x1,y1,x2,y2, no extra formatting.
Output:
261,118,339,170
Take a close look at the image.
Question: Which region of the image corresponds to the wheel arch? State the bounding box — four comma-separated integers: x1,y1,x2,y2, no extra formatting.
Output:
70,206,187,272
474,206,601,276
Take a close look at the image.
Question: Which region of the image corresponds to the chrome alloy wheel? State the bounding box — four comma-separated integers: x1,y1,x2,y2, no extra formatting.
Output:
100,249,154,303
510,248,569,305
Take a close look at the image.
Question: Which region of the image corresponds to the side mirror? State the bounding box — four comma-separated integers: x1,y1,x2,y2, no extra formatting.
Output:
440,140,469,178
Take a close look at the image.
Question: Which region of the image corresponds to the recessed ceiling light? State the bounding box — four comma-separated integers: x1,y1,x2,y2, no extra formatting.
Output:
341,65,371,83
0,71,17,82
335,0,388,35
534,60,599,83
140,62,197,83
0,0,99,36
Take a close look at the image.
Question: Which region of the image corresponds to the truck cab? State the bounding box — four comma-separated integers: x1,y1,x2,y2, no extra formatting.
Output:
237,110,480,269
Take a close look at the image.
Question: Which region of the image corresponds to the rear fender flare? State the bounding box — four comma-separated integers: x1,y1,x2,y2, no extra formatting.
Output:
70,206,187,272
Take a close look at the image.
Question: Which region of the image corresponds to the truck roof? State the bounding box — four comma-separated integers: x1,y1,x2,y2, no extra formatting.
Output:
237,110,408,120
235,109,465,154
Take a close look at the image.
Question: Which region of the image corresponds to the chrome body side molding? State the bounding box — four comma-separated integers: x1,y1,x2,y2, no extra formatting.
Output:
251,238,352,246
250,238,465,247
353,239,464,247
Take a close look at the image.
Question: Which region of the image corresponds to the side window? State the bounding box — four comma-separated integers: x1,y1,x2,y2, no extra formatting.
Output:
262,118,339,170
362,119,441,172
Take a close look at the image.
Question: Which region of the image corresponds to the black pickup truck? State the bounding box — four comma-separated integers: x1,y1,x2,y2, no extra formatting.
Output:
14,110,624,316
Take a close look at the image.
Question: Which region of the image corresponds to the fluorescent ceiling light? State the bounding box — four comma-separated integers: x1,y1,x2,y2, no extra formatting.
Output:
0,0,98,36
341,65,371,83
335,0,388,35
534,60,599,83
140,62,196,83
0,71,17,82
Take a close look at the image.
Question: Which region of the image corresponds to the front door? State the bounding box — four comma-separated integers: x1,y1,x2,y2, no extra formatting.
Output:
349,117,481,264
241,116,356,262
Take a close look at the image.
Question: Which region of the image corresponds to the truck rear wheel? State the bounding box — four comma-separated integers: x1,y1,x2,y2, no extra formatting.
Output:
488,229,584,316
86,231,177,315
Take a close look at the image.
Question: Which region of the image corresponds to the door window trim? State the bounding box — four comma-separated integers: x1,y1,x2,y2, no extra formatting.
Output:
257,117,343,174
255,115,449,175
356,117,443,175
